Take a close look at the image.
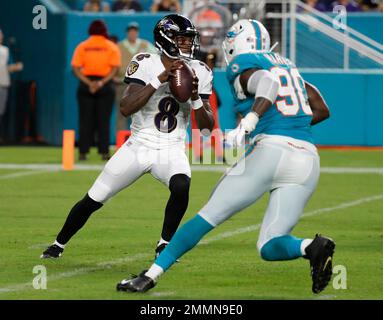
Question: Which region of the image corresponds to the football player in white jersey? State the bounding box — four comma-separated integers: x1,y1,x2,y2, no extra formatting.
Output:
41,14,214,260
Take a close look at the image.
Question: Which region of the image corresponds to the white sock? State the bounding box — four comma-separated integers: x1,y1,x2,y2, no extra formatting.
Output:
157,238,169,247
54,240,65,249
145,264,164,281
301,239,313,256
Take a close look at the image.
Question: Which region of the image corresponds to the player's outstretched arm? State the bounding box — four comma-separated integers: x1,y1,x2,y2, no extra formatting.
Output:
305,81,330,125
240,68,279,133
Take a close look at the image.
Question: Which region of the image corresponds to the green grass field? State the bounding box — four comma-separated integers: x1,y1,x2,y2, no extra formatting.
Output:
0,147,382,300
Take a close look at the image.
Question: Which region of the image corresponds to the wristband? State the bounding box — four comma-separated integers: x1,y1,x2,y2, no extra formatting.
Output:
191,97,203,110
149,77,162,90
242,111,260,133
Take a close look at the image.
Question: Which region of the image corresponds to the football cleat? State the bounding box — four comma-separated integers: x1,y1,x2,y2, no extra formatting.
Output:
40,244,64,259
116,270,156,293
155,242,179,262
304,234,336,294
155,242,168,259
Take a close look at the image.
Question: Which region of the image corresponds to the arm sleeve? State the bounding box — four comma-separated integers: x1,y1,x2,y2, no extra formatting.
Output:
124,54,150,86
199,69,213,100
246,69,280,104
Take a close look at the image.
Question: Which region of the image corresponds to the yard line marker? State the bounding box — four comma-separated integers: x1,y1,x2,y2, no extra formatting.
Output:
0,253,150,293
1,163,383,174
0,170,55,180
1,193,383,294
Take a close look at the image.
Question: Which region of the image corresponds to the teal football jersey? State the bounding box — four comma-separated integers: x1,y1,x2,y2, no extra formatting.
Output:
227,52,314,143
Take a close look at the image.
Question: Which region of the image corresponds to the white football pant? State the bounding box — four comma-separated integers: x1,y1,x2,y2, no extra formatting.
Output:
198,134,320,251
88,140,191,203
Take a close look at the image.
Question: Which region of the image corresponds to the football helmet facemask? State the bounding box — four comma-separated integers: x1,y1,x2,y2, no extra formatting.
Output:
154,14,200,60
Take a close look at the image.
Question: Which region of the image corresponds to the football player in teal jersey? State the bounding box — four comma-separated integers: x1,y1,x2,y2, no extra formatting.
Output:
117,19,334,295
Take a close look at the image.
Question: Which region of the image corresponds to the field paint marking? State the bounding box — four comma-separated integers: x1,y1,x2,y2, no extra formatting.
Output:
201,194,383,244
0,252,150,293
28,243,51,249
1,163,383,174
1,193,383,294
313,294,337,300
0,170,56,180
149,291,176,297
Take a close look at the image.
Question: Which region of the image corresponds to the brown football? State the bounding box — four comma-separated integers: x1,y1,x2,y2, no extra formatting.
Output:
169,60,194,103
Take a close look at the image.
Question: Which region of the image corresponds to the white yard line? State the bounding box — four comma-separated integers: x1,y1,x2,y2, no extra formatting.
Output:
0,253,150,293
0,170,56,180
201,194,383,244
1,193,383,294
1,163,383,174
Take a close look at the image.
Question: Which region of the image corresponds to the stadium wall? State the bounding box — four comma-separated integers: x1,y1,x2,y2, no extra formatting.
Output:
0,3,382,146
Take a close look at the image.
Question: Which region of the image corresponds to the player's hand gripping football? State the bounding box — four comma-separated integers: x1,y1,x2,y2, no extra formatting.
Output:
157,60,183,83
191,68,199,101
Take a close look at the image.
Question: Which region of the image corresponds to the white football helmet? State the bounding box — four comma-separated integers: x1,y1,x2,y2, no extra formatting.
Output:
222,19,271,65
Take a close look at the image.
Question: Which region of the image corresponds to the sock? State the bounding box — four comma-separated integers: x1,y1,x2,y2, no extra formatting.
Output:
300,238,313,256
161,174,190,241
56,193,103,245
157,238,169,247
260,235,304,261
54,240,65,249
155,214,214,271
145,264,164,281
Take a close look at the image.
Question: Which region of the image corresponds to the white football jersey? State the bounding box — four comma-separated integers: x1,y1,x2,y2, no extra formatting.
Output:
124,52,213,149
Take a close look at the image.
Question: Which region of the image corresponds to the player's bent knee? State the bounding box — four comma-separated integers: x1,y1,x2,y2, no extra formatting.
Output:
169,174,191,197
88,180,114,204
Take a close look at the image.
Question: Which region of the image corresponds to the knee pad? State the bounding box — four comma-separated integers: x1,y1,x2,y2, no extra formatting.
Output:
88,180,113,204
169,174,191,197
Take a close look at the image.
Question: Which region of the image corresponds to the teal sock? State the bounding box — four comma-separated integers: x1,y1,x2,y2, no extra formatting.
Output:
260,235,303,261
155,214,214,271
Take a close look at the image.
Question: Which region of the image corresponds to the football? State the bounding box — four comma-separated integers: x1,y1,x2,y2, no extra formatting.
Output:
169,60,194,103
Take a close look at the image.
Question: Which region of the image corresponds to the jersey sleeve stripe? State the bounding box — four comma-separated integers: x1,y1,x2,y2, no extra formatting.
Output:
200,94,210,100
124,77,146,86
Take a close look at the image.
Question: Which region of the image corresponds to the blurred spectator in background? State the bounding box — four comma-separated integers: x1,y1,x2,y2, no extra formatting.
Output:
151,0,181,12
112,0,143,12
71,20,121,161
84,0,110,12
330,0,362,11
304,0,328,11
359,0,380,10
189,0,232,67
192,50,223,163
114,22,156,132
0,28,23,143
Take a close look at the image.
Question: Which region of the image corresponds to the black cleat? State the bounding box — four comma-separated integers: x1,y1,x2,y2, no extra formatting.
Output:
155,243,168,259
116,270,156,293
40,244,64,259
304,234,336,294
155,242,179,262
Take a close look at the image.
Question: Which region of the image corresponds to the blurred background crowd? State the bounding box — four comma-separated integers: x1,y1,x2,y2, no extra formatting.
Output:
0,0,382,156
